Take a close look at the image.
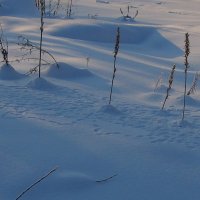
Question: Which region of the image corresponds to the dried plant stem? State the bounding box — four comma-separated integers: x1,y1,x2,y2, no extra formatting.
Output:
162,64,176,110
187,72,200,95
67,0,73,18
109,27,120,105
109,55,117,104
69,0,73,17
16,167,58,200
154,73,163,92
35,0,46,77
96,174,118,183
17,36,59,74
19,36,59,67
55,0,61,15
120,5,138,20
39,20,43,77
182,33,190,121
48,0,52,16
38,1,45,78
0,24,9,65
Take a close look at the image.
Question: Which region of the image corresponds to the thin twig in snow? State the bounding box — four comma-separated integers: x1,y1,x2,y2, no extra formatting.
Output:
16,166,58,200
96,174,118,183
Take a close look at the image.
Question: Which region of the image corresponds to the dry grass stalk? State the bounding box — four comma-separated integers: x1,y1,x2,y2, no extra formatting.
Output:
161,64,176,110
48,0,58,17
182,32,190,120
66,0,73,18
16,166,58,200
48,0,52,16
0,24,9,65
154,73,163,92
54,0,61,16
86,57,90,68
35,0,46,78
96,174,118,183
109,26,120,105
187,72,200,95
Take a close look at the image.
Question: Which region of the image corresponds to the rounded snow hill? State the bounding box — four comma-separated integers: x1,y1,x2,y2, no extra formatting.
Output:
49,21,183,56
27,77,59,91
50,22,154,44
44,62,93,80
99,104,121,115
0,63,26,80
0,0,38,16
176,95,200,107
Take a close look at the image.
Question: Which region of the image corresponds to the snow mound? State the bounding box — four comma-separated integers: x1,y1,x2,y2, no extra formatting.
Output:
25,171,95,199
50,22,183,56
99,104,121,115
26,77,58,90
140,85,176,106
142,92,164,104
176,95,200,107
0,64,25,80
51,23,154,44
154,84,170,93
50,22,182,54
55,171,94,189
0,0,38,16
37,170,117,195
44,62,93,80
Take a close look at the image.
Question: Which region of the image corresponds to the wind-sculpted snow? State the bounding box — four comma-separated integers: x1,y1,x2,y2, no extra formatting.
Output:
0,64,26,80
27,77,60,91
1,0,200,200
44,62,93,80
51,22,180,51
49,21,183,58
0,0,38,16
1,77,200,150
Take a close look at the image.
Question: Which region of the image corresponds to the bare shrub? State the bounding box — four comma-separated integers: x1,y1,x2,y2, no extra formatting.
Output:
17,36,59,75
120,5,138,21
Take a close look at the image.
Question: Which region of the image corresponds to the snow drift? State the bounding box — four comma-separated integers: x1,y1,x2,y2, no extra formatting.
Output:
0,64,25,80
44,62,93,80
0,0,38,16
49,21,183,57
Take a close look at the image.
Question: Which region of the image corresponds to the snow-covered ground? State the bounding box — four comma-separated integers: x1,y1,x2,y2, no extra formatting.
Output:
1,0,200,199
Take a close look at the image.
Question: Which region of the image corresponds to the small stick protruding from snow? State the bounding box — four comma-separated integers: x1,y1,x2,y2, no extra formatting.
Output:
16,166,58,200
96,174,118,183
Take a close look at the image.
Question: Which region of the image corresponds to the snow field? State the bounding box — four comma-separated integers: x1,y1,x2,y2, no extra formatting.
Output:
1,0,200,200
